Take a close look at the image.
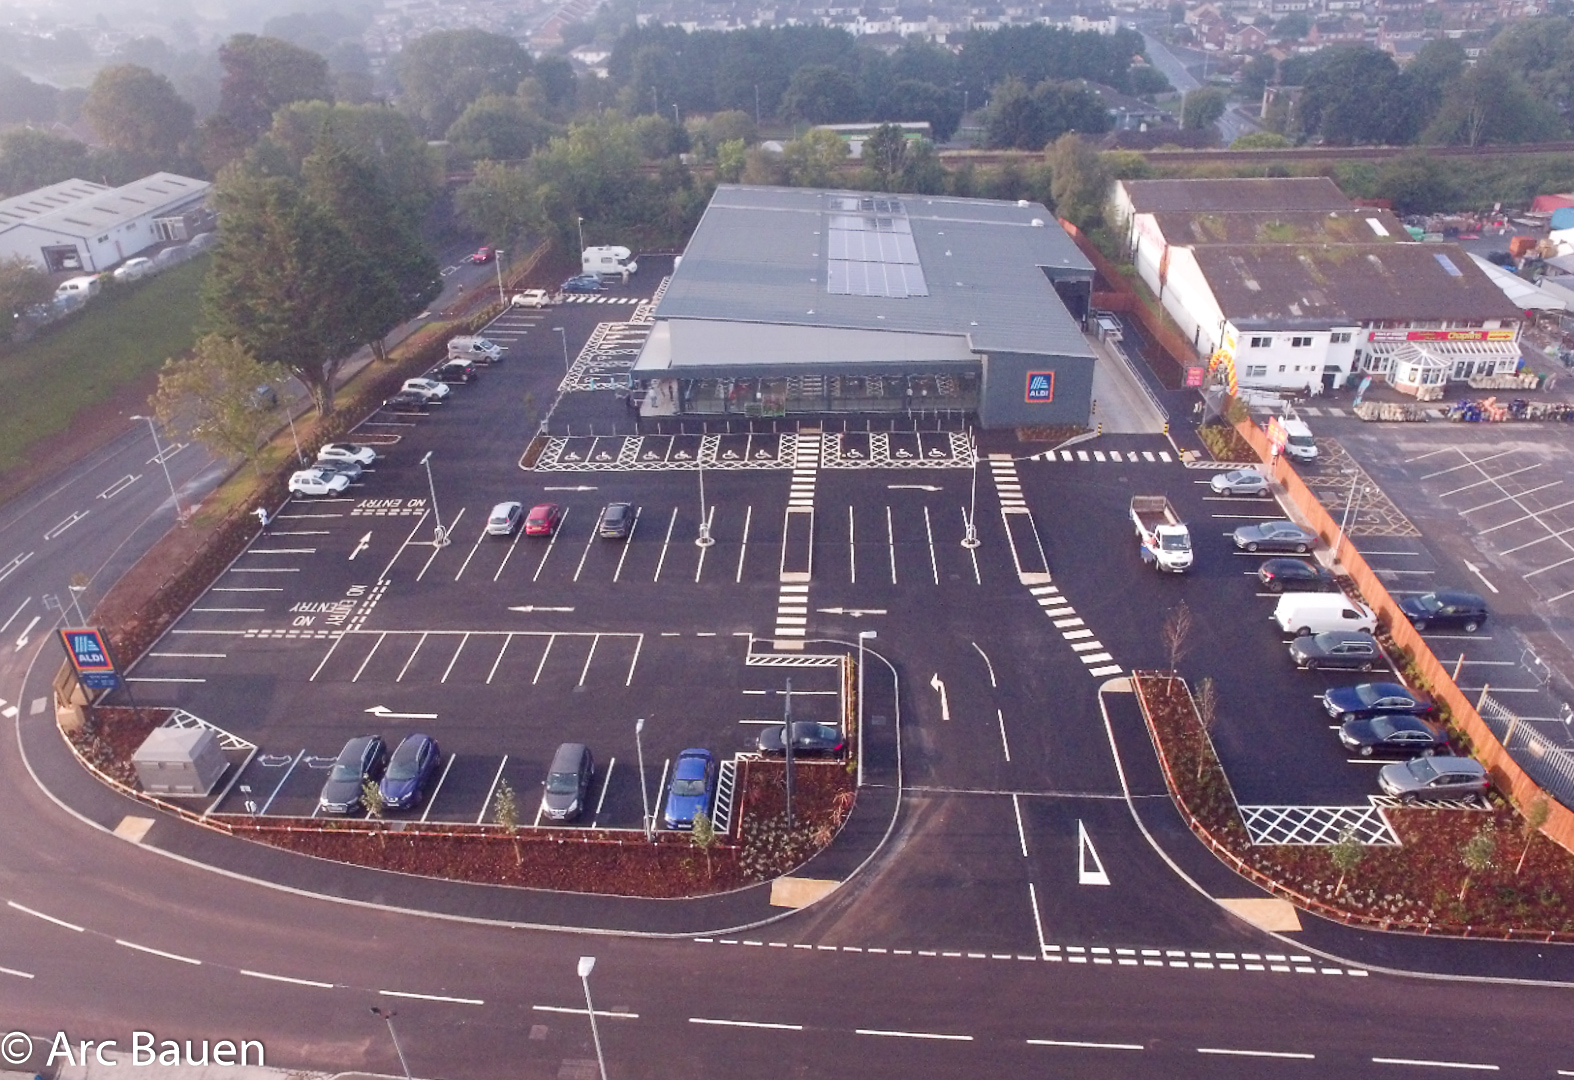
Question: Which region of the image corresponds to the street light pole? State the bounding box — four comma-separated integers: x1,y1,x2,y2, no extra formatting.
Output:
962,427,980,549
635,717,652,842
783,676,795,829
369,1008,413,1080
494,248,506,307
284,402,305,466
1332,470,1366,563
419,451,448,547
68,583,87,625
555,327,571,374
672,102,680,128
577,216,585,259
129,414,184,523
857,630,876,788
695,459,713,547
577,957,609,1080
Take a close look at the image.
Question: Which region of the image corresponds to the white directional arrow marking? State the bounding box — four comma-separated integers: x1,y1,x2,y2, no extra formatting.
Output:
349,531,372,560
929,673,950,721
1464,559,1499,594
889,484,942,492
1078,819,1110,886
507,605,576,613
364,705,439,720
15,615,41,651
815,607,888,617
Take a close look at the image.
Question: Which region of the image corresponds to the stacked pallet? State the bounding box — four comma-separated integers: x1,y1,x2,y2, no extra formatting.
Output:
1354,402,1429,421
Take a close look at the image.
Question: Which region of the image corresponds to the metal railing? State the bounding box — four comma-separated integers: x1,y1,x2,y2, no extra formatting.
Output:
1478,693,1574,812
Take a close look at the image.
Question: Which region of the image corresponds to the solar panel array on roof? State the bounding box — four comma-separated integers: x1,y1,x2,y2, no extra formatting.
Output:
826,195,929,298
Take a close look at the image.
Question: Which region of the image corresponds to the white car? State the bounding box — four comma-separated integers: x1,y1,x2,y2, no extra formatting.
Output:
511,289,554,308
317,443,377,466
288,468,350,496
487,501,523,536
401,378,451,401
113,257,153,282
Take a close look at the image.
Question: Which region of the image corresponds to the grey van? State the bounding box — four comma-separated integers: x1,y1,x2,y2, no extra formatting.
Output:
543,742,594,821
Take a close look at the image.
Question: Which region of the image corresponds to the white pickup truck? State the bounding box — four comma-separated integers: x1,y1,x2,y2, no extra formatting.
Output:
1130,495,1193,573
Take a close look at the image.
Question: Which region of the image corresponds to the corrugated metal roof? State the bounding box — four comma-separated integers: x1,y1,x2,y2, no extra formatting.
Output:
1151,208,1409,247
634,319,978,374
1194,243,1524,329
1123,177,1350,214
0,172,209,239
0,178,110,231
655,185,1094,360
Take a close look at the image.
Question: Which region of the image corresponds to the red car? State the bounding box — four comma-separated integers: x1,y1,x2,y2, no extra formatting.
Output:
468,246,494,264
524,503,562,536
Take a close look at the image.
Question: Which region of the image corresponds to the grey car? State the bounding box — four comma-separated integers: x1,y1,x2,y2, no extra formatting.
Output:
1378,755,1490,802
1288,630,1383,671
1210,468,1272,497
542,742,595,822
1234,520,1317,553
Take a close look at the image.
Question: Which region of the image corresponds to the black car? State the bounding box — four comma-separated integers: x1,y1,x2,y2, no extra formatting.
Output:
542,742,595,822
318,735,388,815
1258,558,1337,593
1339,715,1450,757
430,360,476,384
378,734,442,810
1322,681,1436,722
756,722,847,757
1398,590,1488,633
599,502,634,539
383,391,429,414
1288,630,1383,671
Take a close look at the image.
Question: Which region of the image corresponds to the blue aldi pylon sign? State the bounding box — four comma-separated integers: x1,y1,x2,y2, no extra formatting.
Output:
59,627,121,691
1025,371,1055,402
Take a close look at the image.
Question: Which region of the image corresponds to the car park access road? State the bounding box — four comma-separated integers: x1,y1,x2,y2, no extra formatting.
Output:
5,271,1574,1075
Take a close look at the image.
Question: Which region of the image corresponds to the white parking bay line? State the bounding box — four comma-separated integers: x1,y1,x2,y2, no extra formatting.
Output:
397,632,428,682
616,507,642,583
477,755,508,825
421,753,456,822
486,635,512,684
193,607,263,613
532,507,569,582
578,633,600,685
454,523,490,581
690,1017,804,1030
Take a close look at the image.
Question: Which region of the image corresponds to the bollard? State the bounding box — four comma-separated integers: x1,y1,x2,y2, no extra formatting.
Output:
1163,422,1169,435
1097,422,1103,435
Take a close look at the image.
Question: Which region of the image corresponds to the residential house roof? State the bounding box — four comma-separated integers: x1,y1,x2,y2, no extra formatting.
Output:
1122,176,1352,215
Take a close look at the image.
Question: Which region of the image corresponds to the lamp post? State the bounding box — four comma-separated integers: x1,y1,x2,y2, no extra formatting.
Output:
672,102,680,128
857,630,876,788
369,1008,412,1080
554,327,571,375
782,677,795,828
129,414,184,522
635,717,652,842
419,451,448,547
754,84,760,126
68,583,87,625
284,399,305,466
577,957,608,1080
494,248,506,307
1332,469,1367,562
577,216,585,258
695,459,713,547
961,427,980,549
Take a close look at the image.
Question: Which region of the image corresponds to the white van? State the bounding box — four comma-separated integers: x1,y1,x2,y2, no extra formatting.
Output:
54,275,101,300
1274,593,1376,637
1280,417,1318,461
582,245,637,279
447,335,505,364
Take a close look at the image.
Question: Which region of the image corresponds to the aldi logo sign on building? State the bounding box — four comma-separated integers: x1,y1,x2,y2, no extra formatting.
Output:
59,627,120,690
1025,372,1055,402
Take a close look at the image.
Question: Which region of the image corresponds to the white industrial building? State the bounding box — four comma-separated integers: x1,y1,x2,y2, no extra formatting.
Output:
0,172,212,275
1110,177,1525,394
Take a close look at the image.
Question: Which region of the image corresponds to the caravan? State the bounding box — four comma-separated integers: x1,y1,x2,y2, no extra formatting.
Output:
582,245,638,280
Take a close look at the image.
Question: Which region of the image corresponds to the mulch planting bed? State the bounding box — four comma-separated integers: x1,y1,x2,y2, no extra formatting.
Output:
1135,673,1574,937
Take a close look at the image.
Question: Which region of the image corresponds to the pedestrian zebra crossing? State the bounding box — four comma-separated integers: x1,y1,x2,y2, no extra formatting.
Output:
560,295,643,304
773,435,821,647
1026,448,1175,463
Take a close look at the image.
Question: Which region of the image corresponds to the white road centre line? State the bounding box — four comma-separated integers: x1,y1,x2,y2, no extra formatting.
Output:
734,505,751,583
7,900,85,932
615,506,641,583
1027,1039,1143,1051
924,505,938,584
856,1029,972,1042
0,965,34,979
241,969,334,988
116,939,201,965
486,634,513,684
532,636,557,686
997,707,1012,761
1371,1057,1498,1071
379,989,484,1006
578,633,601,686
397,632,428,682
421,754,456,822
441,633,470,683
532,1005,639,1019
971,641,997,687
44,510,88,541
0,599,32,636
1199,1047,1315,1060
886,504,897,584
961,506,980,584
1011,792,1028,856
211,587,284,592
848,505,856,584
454,523,490,581
477,755,509,825
653,506,678,582
99,474,139,499
690,1018,804,1031
193,607,263,613
150,652,228,659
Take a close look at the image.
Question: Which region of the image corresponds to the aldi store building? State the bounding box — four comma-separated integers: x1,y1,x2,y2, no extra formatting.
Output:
632,185,1098,430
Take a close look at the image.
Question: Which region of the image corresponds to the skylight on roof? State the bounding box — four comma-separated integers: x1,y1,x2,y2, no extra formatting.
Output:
1434,253,1462,277
825,196,929,297
1365,217,1390,238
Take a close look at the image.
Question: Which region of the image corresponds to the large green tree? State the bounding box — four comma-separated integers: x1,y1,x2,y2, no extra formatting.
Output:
0,129,91,195
82,64,196,164
203,169,383,414
151,334,286,471
1423,55,1567,145
217,34,333,140
445,94,552,161
1296,46,1424,144
393,29,532,137
1047,133,1110,231
267,101,440,224
1181,86,1228,130
0,255,51,319
780,64,864,125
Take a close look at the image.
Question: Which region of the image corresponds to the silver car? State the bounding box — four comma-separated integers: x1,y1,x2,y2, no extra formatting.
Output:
1378,756,1490,802
487,501,523,536
1210,468,1272,497
1233,520,1317,553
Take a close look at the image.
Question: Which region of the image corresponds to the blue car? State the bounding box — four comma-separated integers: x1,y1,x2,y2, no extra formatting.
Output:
663,748,716,830
561,274,604,294
378,734,442,810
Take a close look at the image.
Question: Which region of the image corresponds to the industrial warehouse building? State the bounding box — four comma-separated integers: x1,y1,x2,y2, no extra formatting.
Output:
0,172,212,274
633,185,1099,429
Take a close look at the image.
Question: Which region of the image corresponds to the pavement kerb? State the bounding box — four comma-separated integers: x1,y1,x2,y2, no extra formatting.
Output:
10,627,906,941
1095,679,1574,989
